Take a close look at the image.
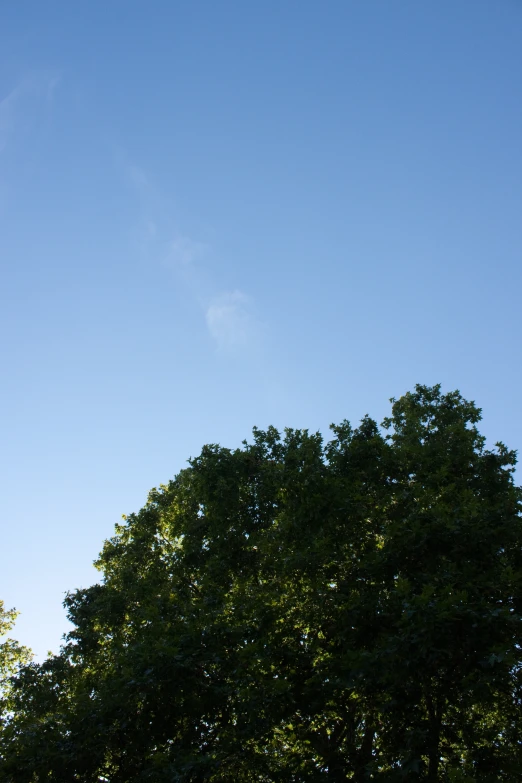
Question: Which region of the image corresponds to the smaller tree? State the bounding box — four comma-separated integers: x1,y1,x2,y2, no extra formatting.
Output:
0,602,32,731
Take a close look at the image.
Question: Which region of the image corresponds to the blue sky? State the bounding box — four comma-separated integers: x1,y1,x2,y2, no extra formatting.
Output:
1,1,521,660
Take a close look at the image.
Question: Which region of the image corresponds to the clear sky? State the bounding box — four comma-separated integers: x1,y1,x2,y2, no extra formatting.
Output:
1,1,521,660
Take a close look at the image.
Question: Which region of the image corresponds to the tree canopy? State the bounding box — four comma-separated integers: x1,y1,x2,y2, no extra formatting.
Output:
1,385,520,782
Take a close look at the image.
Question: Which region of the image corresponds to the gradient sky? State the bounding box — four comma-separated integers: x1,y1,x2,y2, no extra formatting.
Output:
1,1,521,660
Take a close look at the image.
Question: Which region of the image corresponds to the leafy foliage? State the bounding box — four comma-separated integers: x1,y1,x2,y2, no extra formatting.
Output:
0,603,32,741
1,385,520,781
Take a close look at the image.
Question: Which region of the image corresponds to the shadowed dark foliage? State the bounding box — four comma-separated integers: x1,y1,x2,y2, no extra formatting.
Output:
1,385,520,782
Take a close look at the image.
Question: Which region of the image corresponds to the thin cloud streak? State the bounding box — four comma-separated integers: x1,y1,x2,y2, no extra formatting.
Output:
166,236,208,268
0,85,22,153
0,72,61,154
205,290,255,352
121,157,262,354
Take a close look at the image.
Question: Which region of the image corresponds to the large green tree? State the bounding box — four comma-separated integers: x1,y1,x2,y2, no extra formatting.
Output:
1,385,520,781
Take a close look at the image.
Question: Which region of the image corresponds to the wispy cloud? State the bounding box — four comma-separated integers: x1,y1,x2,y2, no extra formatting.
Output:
125,162,152,194
0,85,22,153
205,290,256,352
0,73,60,215
0,71,61,154
46,75,61,104
166,235,208,268
121,157,262,354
